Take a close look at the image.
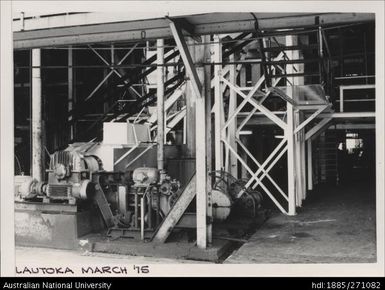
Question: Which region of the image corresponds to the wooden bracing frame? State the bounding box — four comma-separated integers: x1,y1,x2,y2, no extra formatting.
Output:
213,34,333,216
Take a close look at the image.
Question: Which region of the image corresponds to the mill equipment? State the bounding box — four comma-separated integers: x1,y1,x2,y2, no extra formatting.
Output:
17,142,183,241
16,122,264,248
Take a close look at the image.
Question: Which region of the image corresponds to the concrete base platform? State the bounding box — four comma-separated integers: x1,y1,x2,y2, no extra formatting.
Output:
80,234,232,262
14,200,267,262
226,181,376,263
15,201,103,250
78,211,267,262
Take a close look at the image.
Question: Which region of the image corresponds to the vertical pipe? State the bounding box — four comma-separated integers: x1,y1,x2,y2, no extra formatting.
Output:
140,197,145,240
296,112,306,205
111,44,115,65
20,12,25,30
318,26,324,85
156,192,160,226
185,37,196,158
1,1,15,275
183,115,187,144
32,48,43,181
156,39,165,172
147,193,152,229
68,46,74,140
134,191,138,228
240,135,249,179
318,26,324,58
307,139,313,190
213,35,222,171
294,111,302,207
300,124,307,200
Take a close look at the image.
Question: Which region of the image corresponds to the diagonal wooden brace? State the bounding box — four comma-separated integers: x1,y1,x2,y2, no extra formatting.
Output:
169,20,202,99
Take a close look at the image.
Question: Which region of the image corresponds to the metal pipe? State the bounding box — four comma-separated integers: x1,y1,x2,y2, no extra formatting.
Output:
147,192,152,229
156,39,165,172
32,48,43,181
156,192,160,226
134,191,138,228
213,35,223,171
307,139,313,191
140,196,145,240
68,46,74,140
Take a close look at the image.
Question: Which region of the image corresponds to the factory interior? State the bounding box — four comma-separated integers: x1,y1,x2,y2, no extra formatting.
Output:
10,11,378,264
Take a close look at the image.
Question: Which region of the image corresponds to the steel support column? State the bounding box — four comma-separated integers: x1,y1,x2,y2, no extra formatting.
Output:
156,39,165,172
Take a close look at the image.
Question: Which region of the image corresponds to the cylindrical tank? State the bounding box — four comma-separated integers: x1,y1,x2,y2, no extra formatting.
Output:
211,189,232,221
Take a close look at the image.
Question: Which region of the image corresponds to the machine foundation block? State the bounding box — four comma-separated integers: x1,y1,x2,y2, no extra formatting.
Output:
15,201,103,250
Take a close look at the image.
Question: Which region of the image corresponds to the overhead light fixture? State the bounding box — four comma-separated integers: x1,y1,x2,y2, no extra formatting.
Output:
239,130,252,135
274,135,285,139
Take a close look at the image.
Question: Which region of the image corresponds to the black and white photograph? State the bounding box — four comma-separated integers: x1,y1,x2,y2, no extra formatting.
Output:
1,0,384,280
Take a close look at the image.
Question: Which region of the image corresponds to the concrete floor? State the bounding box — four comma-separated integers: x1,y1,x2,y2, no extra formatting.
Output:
15,179,376,268
226,180,377,263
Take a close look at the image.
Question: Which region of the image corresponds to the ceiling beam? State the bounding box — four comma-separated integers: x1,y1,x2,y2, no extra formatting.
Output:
13,12,374,49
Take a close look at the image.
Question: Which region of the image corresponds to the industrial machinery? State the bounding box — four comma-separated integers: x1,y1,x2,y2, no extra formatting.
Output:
210,170,263,219
16,122,263,246
17,144,183,240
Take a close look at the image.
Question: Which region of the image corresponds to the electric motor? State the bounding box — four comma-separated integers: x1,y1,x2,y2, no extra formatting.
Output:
132,167,159,186
18,147,103,202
